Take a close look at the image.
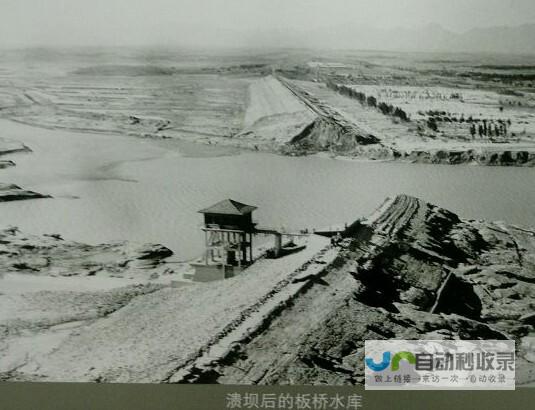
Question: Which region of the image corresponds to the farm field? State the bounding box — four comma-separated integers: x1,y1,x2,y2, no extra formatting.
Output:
2,48,535,164
0,72,249,142
294,79,535,157
350,84,535,138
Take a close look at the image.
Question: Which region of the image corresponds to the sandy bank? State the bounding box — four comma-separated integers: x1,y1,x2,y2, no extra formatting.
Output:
0,234,329,382
0,225,188,380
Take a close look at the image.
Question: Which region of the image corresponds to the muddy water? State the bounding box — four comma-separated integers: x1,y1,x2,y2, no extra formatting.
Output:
1,119,534,259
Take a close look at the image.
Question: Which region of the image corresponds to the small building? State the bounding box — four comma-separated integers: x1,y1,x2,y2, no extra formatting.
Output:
192,199,257,282
199,199,257,233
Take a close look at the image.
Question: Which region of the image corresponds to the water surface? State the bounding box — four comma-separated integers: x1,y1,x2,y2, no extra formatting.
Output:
1,119,534,259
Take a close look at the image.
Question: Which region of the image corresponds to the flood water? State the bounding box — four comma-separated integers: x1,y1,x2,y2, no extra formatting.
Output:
1,119,534,259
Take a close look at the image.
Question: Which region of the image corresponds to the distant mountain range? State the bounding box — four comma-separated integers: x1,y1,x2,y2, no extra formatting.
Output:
198,23,535,55
3,22,534,55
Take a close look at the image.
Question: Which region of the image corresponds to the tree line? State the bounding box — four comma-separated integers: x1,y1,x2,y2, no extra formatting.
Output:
425,112,512,138
326,81,410,122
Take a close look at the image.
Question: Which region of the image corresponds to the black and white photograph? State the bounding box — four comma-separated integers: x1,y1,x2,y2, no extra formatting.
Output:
0,0,534,395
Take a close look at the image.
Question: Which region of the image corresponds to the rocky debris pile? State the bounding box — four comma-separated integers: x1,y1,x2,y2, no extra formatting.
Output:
0,227,174,278
128,115,172,135
0,160,15,169
354,195,535,335
404,148,535,166
0,183,50,202
205,195,535,385
0,139,49,201
133,243,174,260
284,117,388,157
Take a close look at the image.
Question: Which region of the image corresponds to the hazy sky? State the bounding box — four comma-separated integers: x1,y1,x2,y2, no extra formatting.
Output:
1,0,535,47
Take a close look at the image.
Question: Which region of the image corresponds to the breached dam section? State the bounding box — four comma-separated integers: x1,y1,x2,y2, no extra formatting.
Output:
235,75,383,154
1,195,534,385
200,195,535,385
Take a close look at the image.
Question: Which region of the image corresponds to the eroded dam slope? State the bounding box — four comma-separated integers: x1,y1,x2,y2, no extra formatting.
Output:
205,195,535,385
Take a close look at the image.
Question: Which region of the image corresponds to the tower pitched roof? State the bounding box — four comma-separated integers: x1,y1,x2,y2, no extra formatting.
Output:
198,199,257,216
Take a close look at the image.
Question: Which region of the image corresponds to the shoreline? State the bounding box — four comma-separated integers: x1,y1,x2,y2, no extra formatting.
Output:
2,117,535,257
5,114,535,167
